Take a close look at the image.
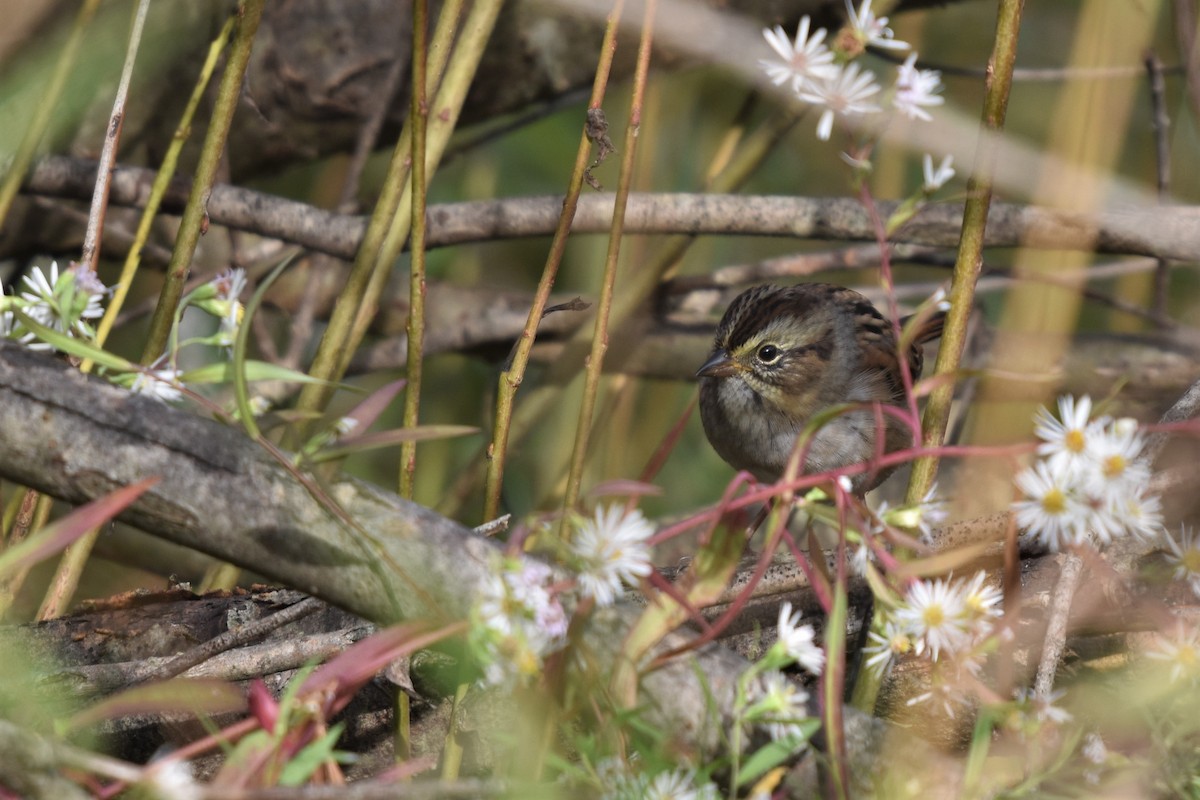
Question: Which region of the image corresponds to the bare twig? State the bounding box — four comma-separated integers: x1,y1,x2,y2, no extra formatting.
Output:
24,158,1200,263
80,0,151,272
125,596,323,686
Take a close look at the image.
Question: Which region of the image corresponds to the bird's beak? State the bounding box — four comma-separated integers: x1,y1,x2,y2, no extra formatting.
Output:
696,350,737,379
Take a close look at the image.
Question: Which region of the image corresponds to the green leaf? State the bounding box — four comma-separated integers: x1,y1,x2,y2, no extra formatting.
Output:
278,722,347,786
737,719,822,786
179,359,345,387
10,310,134,371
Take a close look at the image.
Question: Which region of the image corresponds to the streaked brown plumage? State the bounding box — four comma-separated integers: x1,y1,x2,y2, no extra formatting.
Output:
696,283,944,495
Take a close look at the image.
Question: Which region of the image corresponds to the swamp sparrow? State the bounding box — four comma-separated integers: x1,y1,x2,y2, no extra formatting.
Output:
697,283,945,495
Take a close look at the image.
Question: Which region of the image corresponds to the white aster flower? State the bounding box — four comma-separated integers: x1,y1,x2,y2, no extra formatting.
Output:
880,484,948,543
334,416,360,437
130,366,185,403
1082,731,1108,765
14,261,106,350
1013,459,1091,552
894,577,968,660
759,18,837,93
1164,527,1200,596
644,769,719,800
864,619,914,677
1148,624,1200,684
1033,395,1106,467
1083,420,1150,494
959,570,1004,635
749,670,811,748
1013,687,1073,724
473,558,568,687
845,0,910,51
570,505,655,606
776,601,825,675
893,53,944,121
798,62,882,141
904,654,980,718
922,154,955,193
140,761,201,800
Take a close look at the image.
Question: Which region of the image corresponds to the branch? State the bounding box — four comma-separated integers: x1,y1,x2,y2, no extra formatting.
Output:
22,156,1200,262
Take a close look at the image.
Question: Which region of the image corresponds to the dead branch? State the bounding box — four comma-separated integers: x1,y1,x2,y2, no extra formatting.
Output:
21,156,1200,263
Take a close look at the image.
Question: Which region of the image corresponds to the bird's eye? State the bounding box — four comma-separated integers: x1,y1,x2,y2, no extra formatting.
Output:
756,344,781,364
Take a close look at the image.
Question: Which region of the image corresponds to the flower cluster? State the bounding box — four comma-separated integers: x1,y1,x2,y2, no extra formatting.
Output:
189,267,246,355
866,571,1003,677
597,762,719,800
2,261,106,352
469,504,656,687
1013,395,1163,552
471,557,568,689
758,1,944,142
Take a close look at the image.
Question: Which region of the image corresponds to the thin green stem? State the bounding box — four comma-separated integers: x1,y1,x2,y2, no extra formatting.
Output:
479,0,626,524
0,0,101,229
560,0,657,522
905,0,1026,505
400,0,430,500
334,0,499,386
290,0,479,437
140,0,266,365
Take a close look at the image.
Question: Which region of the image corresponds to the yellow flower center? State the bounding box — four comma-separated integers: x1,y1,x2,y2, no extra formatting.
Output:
1183,548,1200,575
1103,455,1126,478
1178,645,1198,670
1041,488,1066,515
1065,429,1086,453
923,605,945,629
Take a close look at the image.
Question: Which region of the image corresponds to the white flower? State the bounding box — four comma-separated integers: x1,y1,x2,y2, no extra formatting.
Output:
892,53,943,121
1013,687,1072,724
334,416,359,437
1033,395,1106,467
776,602,825,675
880,484,948,543
570,505,655,606
14,261,106,350
798,62,882,140
1083,421,1150,494
1013,459,1091,552
864,620,914,676
130,367,185,403
644,769,719,800
893,577,968,660
1164,527,1200,596
959,571,1003,625
1082,732,1108,765
140,761,201,800
749,670,811,748
759,18,837,93
845,0,910,51
1148,624,1200,684
922,154,955,192
212,267,247,303
473,558,569,687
